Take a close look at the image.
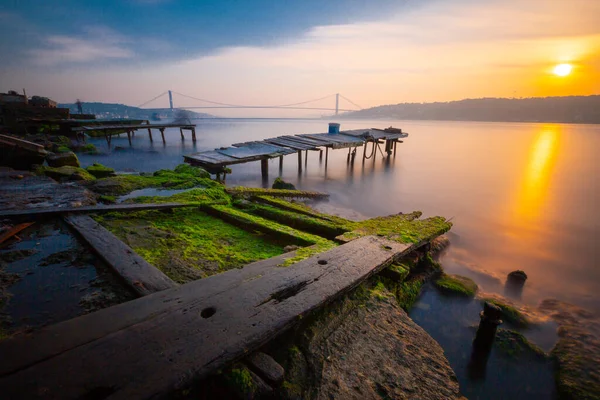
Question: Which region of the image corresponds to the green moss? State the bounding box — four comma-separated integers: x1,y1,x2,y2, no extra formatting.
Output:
336,211,452,245
222,366,256,397
370,280,394,301
434,273,478,297
86,163,115,178
76,143,98,154
205,205,328,247
237,202,349,239
90,164,214,196
98,195,116,204
226,187,329,199
96,208,285,283
272,177,296,190
553,339,600,400
56,145,71,153
253,195,352,226
385,263,410,282
281,380,303,397
279,241,337,267
394,278,425,311
38,165,96,181
129,187,230,206
483,298,531,328
494,329,546,359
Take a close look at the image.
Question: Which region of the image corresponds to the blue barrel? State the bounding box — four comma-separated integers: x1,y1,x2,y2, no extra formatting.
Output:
328,123,340,134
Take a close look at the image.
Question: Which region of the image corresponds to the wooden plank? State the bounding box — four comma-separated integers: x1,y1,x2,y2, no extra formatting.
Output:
0,134,47,153
217,143,293,159
64,215,176,296
0,202,196,219
280,135,327,146
0,222,35,245
264,138,316,151
0,249,300,377
0,236,413,399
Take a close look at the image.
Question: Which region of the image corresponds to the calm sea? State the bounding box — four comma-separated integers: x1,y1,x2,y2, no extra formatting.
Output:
79,119,600,312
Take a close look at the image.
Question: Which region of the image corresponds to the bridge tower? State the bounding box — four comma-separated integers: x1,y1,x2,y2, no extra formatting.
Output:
335,93,339,115
168,90,174,109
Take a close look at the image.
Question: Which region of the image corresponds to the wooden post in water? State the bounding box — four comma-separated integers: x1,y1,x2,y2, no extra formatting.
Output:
279,155,283,174
180,128,184,141
127,130,132,146
305,149,308,167
261,158,269,179
191,127,197,142
297,151,302,172
159,128,166,144
319,149,323,161
147,128,153,143
325,147,329,166
393,140,397,155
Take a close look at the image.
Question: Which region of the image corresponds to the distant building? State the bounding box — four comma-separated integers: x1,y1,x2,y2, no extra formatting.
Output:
0,90,28,105
29,96,57,108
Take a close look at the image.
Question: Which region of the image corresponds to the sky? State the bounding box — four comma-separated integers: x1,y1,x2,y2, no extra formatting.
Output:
1,0,599,117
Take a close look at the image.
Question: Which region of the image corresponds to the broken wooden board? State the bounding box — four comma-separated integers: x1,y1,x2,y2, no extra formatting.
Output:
0,236,413,399
217,142,295,159
63,214,177,296
0,222,35,245
0,202,195,219
0,249,300,378
263,137,317,151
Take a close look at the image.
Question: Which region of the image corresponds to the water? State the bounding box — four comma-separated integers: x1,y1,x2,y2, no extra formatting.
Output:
79,119,600,312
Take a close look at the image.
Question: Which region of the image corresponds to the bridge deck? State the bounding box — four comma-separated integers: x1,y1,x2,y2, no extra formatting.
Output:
185,127,408,174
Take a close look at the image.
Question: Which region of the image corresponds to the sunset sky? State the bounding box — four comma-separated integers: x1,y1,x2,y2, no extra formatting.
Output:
1,0,599,117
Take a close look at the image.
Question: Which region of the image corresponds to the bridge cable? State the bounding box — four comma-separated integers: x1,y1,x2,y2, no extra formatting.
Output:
136,91,168,108
339,94,363,110
172,91,338,109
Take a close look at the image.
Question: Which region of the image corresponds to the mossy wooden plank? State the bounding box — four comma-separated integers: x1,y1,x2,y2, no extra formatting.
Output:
64,214,177,296
0,236,413,400
0,202,195,218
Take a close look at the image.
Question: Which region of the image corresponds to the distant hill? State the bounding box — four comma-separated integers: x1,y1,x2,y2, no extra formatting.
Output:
58,102,215,120
341,95,600,124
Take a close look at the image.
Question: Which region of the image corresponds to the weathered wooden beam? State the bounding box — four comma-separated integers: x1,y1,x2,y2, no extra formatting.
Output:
63,214,177,296
0,236,412,399
0,222,35,245
0,202,195,219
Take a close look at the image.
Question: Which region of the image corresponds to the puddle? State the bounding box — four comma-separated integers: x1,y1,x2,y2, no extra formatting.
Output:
409,284,558,400
0,220,136,332
117,187,195,203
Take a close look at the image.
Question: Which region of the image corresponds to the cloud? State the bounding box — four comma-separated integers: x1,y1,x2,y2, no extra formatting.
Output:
28,26,134,66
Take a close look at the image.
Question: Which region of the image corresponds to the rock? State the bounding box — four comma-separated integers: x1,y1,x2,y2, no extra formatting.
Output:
0,174,96,211
287,283,463,400
430,235,450,256
245,352,285,385
283,245,300,253
0,249,39,263
539,299,600,400
221,364,273,400
272,177,296,190
40,166,95,182
434,273,478,297
46,151,80,168
86,163,116,178
380,263,409,282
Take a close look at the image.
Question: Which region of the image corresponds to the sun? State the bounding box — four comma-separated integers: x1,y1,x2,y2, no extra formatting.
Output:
553,63,573,77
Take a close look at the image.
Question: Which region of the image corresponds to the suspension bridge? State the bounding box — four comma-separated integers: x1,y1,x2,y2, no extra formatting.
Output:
137,91,362,115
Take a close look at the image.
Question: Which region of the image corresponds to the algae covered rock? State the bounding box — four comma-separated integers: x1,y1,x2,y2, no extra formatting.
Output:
434,273,478,297
46,151,80,168
483,297,531,328
283,281,463,400
86,163,115,178
272,177,296,190
40,166,95,182
539,299,600,400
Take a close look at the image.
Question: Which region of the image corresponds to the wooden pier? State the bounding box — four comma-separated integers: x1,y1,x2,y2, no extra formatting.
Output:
184,127,408,178
73,122,197,146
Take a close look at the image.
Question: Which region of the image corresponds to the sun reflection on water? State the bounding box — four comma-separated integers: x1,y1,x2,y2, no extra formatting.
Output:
514,126,561,221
